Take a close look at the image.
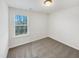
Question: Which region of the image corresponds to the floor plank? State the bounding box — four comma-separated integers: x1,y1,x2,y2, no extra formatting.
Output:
7,37,79,58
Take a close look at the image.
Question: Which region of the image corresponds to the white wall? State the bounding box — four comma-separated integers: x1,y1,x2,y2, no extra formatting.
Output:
9,6,79,51
9,8,48,48
0,0,8,58
49,7,79,50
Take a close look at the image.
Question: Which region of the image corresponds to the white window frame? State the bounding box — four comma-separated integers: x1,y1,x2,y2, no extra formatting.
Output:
13,15,29,38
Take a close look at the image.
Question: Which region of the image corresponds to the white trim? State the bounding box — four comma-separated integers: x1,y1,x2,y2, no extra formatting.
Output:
9,35,47,48
48,35,79,50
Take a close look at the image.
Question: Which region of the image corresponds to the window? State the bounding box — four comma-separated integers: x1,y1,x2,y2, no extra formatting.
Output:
15,15,28,36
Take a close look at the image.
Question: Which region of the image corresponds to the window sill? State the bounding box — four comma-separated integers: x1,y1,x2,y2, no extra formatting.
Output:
14,33,29,38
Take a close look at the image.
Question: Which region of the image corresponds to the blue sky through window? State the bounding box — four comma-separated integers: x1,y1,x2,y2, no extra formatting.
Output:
15,15,27,25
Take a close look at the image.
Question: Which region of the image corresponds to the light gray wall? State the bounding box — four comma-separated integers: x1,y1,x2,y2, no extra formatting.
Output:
48,7,79,50
0,0,8,58
9,7,48,48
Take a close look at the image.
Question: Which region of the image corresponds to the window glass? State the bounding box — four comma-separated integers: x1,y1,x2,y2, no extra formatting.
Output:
15,15,27,35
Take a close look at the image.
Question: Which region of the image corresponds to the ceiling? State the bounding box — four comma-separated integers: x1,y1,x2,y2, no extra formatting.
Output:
6,0,79,14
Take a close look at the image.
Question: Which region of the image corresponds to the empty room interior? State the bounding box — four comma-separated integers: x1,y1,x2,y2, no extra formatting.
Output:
1,0,79,58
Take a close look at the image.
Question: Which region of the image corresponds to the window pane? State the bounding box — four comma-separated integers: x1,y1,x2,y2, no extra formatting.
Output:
15,15,27,25
15,26,20,35
24,26,27,34
23,16,27,24
15,26,27,35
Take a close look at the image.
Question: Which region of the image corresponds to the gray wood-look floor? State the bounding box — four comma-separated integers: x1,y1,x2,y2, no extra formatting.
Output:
7,37,79,58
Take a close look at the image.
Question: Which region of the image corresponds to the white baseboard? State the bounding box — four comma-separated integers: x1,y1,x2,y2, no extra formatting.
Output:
9,34,79,51
48,35,79,50
9,35,47,48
